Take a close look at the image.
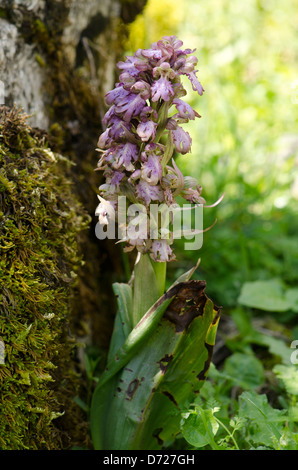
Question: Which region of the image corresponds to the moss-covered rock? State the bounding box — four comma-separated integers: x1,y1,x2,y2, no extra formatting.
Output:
0,106,90,450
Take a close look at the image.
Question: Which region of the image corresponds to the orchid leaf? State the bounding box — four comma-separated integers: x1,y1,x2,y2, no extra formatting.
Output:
132,253,160,326
107,283,133,362
90,279,221,450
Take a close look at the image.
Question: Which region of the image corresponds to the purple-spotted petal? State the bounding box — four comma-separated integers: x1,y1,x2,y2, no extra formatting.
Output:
141,154,162,185
105,84,130,106
151,76,175,102
112,143,138,171
136,120,157,142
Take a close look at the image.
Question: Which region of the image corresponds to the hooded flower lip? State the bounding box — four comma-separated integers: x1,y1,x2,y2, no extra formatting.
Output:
174,54,198,74
105,84,130,106
115,92,147,123
117,54,144,76
130,80,151,99
95,35,206,260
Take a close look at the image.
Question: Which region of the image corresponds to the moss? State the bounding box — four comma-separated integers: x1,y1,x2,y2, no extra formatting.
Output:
0,106,90,450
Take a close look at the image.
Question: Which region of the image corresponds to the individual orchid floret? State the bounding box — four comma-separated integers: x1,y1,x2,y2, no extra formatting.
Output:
99,170,125,195
119,72,137,89
136,120,157,142
174,54,198,74
181,176,205,204
105,84,130,106
130,81,151,99
117,54,143,76
115,92,147,122
151,62,176,102
170,125,192,154
139,106,158,122
156,36,184,63
150,239,175,262
123,237,152,254
111,143,139,172
141,154,162,185
97,127,112,149
95,195,116,225
173,98,201,120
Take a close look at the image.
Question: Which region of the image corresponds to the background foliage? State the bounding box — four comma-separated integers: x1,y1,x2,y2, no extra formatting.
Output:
123,0,298,449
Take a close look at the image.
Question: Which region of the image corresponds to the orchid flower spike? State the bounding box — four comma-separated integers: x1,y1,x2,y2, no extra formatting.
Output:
95,35,205,262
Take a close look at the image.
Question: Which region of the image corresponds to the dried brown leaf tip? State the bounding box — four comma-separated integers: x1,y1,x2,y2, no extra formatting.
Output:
164,280,209,332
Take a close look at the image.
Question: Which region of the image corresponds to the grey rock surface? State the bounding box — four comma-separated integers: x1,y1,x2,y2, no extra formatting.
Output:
0,0,121,128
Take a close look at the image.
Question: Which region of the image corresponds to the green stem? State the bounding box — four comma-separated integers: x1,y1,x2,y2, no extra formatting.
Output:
150,259,167,297
153,101,171,143
213,416,240,450
132,253,165,327
121,248,131,282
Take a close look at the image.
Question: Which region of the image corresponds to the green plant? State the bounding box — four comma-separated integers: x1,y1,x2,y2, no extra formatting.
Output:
90,36,221,450
181,389,297,450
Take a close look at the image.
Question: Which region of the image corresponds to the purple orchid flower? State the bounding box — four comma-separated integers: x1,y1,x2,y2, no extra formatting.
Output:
150,239,174,262
141,154,162,185
99,170,125,195
171,125,192,154
95,35,206,260
105,84,130,106
173,98,201,120
136,120,157,142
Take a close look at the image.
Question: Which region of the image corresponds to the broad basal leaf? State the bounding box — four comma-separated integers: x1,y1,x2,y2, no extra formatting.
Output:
90,280,221,450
